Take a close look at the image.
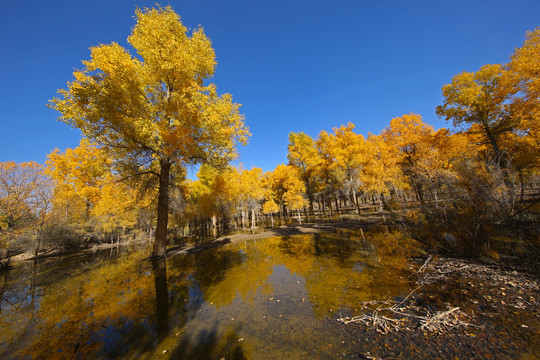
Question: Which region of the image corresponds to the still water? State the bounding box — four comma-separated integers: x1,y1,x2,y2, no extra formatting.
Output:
0,230,417,359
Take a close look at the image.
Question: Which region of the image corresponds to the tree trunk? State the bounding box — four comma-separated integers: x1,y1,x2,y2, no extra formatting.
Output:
152,159,171,257
34,214,46,257
351,187,360,215
519,170,525,202
306,181,314,215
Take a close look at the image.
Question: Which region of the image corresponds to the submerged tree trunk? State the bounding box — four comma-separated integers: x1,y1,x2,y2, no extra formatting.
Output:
153,159,171,257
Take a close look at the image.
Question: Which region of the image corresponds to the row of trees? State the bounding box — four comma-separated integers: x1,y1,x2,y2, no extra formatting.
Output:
1,6,538,257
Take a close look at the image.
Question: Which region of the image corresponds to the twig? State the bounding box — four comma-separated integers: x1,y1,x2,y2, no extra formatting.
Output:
418,255,432,273
390,286,422,310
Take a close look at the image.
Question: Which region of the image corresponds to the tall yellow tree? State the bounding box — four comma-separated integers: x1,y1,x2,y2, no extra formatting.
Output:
237,168,265,228
267,165,306,220
382,113,435,205
436,64,514,167
503,27,540,164
327,123,367,214
49,6,249,256
361,134,404,210
287,132,320,214
315,130,342,215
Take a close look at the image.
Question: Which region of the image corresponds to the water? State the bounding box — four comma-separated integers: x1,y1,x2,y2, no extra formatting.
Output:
0,230,417,359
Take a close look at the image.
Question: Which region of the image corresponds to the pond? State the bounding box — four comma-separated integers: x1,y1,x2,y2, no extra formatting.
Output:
0,229,420,359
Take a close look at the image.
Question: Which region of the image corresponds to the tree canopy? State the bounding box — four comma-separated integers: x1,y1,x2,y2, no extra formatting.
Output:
49,6,249,256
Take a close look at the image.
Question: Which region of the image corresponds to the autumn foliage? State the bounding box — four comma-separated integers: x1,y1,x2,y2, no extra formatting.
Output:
1,11,538,258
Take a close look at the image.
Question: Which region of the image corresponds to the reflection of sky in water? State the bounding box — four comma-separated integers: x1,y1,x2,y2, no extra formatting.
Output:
353,262,365,273
0,231,418,359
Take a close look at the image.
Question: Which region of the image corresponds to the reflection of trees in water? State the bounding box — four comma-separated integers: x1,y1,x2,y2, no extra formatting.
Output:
0,231,418,358
0,249,200,359
152,258,169,341
269,231,414,318
170,324,247,360
186,245,274,307
0,262,40,359
190,232,414,319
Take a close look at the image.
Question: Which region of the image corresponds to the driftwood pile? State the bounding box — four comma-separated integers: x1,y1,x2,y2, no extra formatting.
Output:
338,255,483,333
337,285,477,333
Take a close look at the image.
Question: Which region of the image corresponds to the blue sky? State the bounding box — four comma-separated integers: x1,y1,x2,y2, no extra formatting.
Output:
1,0,539,175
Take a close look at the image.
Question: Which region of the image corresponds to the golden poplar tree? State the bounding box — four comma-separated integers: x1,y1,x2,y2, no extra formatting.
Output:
436,65,514,166
326,123,366,214
287,132,320,213
49,6,249,256
504,28,540,157
382,113,436,204
46,139,109,222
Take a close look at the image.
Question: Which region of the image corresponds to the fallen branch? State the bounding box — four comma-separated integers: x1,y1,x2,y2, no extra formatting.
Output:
418,255,432,273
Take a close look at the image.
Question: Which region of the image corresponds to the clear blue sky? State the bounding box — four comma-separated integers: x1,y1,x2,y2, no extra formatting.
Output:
1,0,539,175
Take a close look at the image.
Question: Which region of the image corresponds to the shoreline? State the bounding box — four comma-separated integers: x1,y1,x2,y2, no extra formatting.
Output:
164,217,384,258
2,217,384,266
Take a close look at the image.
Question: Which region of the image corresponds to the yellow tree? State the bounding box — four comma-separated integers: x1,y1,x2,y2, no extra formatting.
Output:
361,134,404,210
46,139,108,222
261,197,279,228
282,174,308,224
504,28,540,155
91,173,140,243
326,123,367,214
502,27,540,191
315,130,342,215
287,132,320,214
381,113,434,204
436,64,514,167
49,6,249,256
237,168,265,228
192,164,237,233
267,165,306,221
